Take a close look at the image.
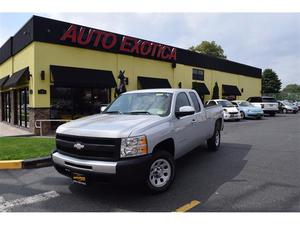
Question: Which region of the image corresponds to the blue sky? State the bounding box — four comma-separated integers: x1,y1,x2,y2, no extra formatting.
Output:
0,13,299,87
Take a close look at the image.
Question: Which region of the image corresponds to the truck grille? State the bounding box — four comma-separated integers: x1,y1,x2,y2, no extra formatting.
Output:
56,133,121,161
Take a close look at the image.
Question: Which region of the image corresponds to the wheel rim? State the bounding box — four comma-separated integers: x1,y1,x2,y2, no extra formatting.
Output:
215,130,220,146
149,159,171,188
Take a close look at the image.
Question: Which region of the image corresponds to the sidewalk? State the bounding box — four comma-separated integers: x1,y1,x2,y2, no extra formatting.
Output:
0,122,33,137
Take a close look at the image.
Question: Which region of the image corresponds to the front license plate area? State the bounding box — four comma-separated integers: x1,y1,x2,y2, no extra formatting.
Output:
72,173,87,185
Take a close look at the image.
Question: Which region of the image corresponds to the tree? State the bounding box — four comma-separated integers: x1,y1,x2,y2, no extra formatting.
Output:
189,41,227,59
282,84,300,93
262,69,282,94
212,82,219,99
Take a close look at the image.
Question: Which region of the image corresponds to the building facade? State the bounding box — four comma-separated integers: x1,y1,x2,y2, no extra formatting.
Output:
0,16,262,134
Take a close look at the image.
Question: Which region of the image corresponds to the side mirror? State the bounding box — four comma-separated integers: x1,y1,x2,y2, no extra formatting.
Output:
175,106,195,118
100,106,107,113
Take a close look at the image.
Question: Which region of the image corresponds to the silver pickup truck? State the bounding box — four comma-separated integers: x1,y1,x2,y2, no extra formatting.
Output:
52,89,224,193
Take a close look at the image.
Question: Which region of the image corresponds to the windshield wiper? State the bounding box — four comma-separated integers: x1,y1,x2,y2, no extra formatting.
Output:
125,111,153,115
104,111,123,114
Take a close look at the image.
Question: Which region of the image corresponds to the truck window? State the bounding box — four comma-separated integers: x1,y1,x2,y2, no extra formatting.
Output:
189,92,201,112
262,97,277,103
175,92,191,112
249,97,262,102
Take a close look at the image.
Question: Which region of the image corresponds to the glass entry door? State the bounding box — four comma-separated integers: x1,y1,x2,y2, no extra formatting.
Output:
17,87,29,128
2,92,11,123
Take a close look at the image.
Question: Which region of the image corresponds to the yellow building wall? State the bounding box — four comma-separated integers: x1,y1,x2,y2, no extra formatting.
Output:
0,58,13,79
0,43,35,106
0,41,261,108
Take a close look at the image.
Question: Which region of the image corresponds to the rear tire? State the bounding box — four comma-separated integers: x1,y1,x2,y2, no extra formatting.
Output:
207,123,221,151
145,151,175,194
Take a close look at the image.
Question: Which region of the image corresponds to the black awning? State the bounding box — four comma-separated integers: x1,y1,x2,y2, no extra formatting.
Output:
0,75,10,89
192,82,210,95
50,65,117,88
138,76,171,89
3,67,29,88
222,84,241,96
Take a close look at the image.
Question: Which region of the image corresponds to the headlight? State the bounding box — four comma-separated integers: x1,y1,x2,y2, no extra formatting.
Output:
223,109,227,112
120,135,148,158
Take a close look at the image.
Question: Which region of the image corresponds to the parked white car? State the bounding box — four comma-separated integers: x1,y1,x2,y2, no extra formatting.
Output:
206,99,241,121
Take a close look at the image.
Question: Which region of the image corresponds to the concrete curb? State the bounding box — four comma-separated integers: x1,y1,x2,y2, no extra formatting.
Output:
0,156,52,170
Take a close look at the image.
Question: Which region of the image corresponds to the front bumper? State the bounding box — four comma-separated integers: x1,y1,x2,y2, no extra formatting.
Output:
52,151,152,184
223,113,241,120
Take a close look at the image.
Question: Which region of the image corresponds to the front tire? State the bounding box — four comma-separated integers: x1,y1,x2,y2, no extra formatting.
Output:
145,151,175,194
240,111,245,119
207,123,221,151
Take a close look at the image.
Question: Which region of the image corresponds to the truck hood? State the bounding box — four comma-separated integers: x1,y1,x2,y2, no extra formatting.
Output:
56,114,164,138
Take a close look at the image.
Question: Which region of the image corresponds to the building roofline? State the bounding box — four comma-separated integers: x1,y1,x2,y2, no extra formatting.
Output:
0,15,262,78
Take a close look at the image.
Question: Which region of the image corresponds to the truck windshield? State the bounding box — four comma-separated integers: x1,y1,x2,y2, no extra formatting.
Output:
104,92,173,117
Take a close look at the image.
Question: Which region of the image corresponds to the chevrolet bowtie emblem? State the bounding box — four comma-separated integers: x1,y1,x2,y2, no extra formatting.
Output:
74,143,85,150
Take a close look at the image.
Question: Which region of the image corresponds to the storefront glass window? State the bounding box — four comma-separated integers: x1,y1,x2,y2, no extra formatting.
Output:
50,86,109,121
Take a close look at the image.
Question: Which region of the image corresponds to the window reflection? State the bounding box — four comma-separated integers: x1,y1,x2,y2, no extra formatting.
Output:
50,86,109,121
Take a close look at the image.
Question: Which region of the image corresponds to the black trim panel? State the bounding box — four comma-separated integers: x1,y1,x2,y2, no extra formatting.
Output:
50,65,117,88
0,75,10,88
222,84,242,96
192,82,210,95
0,15,262,79
0,38,13,64
3,67,29,88
138,76,171,89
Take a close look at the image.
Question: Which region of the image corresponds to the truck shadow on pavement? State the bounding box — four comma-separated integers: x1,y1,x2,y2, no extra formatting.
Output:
66,142,251,212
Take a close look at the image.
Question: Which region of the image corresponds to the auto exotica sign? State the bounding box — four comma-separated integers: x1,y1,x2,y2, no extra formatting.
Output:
60,25,177,61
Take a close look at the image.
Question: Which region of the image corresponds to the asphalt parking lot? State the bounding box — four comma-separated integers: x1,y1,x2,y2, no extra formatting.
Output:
0,113,299,212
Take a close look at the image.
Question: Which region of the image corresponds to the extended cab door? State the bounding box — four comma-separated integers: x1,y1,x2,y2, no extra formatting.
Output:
188,91,209,144
172,92,197,158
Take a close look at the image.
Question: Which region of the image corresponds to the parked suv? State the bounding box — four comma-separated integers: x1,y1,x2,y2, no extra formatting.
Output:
247,96,278,116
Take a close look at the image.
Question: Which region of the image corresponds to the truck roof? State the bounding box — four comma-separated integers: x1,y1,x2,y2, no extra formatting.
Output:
124,88,195,94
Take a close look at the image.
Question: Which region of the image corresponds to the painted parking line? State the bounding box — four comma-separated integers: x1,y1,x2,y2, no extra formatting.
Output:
175,200,201,212
0,191,60,212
